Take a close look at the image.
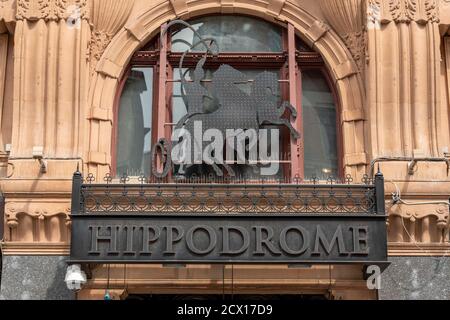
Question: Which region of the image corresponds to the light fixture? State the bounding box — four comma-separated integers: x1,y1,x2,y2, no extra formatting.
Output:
65,264,87,291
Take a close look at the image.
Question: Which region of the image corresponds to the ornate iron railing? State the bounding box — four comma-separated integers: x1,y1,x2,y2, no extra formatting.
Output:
71,173,386,216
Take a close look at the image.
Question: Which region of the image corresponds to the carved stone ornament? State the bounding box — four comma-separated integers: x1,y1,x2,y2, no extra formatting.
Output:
89,0,135,75
5,201,71,243
387,0,439,24
16,0,89,22
318,0,366,72
387,202,450,243
0,0,16,23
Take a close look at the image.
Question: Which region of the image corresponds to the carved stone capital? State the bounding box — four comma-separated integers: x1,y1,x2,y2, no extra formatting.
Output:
16,0,90,22
372,0,440,24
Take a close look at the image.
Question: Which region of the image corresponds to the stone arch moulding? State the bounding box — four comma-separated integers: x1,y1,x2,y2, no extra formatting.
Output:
86,0,367,180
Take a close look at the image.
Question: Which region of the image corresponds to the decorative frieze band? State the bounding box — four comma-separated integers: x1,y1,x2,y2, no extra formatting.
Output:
16,0,89,22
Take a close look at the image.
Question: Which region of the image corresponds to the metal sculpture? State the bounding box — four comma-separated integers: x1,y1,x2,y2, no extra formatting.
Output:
161,20,301,178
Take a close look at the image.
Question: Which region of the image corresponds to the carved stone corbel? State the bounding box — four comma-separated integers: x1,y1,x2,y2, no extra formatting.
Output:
5,201,71,243
388,202,450,243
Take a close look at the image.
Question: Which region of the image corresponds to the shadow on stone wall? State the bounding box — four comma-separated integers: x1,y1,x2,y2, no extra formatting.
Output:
0,256,74,300
380,257,450,300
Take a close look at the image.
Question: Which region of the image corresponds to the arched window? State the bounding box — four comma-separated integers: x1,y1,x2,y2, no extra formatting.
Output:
114,15,340,181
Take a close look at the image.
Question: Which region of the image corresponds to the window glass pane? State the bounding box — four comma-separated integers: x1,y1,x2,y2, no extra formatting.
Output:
171,16,282,53
302,69,338,179
116,68,153,177
296,37,313,52
172,68,285,180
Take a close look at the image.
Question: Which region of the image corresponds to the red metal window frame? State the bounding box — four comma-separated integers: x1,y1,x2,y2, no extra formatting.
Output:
112,20,342,181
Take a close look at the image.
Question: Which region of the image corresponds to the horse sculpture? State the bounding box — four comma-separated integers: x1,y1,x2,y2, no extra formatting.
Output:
173,65,300,177
166,20,300,178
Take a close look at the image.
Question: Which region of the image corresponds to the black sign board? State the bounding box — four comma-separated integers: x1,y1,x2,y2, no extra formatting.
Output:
69,167,388,267
70,214,387,265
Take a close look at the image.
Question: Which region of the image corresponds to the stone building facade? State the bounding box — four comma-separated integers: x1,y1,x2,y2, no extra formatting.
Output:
0,0,449,300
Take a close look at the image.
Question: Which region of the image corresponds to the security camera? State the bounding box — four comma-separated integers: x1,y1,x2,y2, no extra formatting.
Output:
65,264,87,291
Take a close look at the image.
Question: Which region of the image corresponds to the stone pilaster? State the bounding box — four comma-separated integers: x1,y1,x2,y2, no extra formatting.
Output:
1,0,91,253
367,0,444,158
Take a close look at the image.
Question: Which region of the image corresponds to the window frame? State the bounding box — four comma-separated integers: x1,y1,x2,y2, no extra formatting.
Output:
112,16,342,181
